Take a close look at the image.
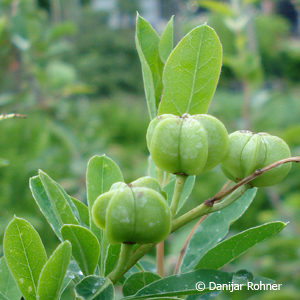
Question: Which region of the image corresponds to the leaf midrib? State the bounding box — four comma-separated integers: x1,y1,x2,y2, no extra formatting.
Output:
185,26,206,113
16,222,37,297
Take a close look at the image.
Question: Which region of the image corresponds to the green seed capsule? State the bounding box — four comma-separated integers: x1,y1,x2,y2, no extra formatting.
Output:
221,130,291,187
146,114,229,175
131,176,162,193
92,178,171,244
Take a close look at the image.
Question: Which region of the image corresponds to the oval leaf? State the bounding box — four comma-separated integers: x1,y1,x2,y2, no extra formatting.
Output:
136,13,164,118
123,272,161,296
181,188,257,273
3,217,47,300
158,24,222,116
86,155,123,215
75,275,114,300
159,16,174,63
37,241,71,300
86,155,123,274
61,225,100,276
196,221,287,269
0,257,22,300
123,269,232,299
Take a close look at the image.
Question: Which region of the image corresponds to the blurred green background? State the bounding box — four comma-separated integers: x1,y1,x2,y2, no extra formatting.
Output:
0,0,299,298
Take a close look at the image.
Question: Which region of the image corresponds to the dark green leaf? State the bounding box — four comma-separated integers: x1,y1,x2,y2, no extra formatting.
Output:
123,269,232,299
196,221,286,269
75,275,114,300
0,257,21,300
136,13,164,118
37,241,72,300
159,16,174,63
3,217,47,300
61,225,100,276
158,25,222,116
123,272,161,296
181,188,257,273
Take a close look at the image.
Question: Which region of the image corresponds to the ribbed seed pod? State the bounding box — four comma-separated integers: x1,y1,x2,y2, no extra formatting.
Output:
221,131,291,187
146,113,228,175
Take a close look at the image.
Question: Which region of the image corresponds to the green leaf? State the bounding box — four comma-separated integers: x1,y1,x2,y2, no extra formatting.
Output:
86,155,123,274
136,13,164,119
62,260,84,288
60,281,76,300
104,243,121,276
199,0,234,16
29,171,80,240
3,217,47,300
196,221,287,269
186,292,220,300
158,24,222,116
0,257,21,300
75,275,114,300
39,170,80,222
164,176,195,212
232,269,253,285
86,155,123,217
123,269,232,299
159,16,174,63
252,275,275,285
37,241,72,300
181,188,257,273
61,225,100,276
30,176,61,239
123,272,161,296
71,197,90,227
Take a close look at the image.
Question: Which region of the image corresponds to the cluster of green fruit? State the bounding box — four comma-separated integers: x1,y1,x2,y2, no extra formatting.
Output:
92,113,291,245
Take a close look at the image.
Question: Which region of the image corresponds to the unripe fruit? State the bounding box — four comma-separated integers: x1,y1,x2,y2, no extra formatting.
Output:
92,178,171,244
221,130,291,187
146,114,229,175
